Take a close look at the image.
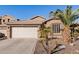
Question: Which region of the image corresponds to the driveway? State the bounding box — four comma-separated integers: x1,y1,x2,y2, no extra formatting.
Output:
0,38,38,54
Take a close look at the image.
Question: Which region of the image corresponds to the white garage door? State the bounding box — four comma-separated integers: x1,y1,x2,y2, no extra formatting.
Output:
12,27,39,39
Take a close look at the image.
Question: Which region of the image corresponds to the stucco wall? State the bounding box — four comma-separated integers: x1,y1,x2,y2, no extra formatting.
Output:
1,15,14,24
45,19,64,35
45,19,70,44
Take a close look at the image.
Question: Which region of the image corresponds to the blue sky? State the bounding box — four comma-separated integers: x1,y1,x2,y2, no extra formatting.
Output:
0,5,79,20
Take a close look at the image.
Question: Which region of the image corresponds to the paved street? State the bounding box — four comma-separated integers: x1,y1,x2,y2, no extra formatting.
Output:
0,38,38,54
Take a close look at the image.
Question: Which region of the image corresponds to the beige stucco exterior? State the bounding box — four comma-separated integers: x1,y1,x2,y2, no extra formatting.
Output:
0,15,45,38
44,18,65,44
45,18,71,44
0,15,15,39
0,15,70,44
45,19,64,35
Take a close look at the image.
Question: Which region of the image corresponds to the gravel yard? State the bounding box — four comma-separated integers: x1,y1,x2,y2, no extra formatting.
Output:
34,39,79,54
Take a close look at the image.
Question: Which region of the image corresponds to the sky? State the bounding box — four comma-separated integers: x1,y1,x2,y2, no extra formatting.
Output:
0,5,79,20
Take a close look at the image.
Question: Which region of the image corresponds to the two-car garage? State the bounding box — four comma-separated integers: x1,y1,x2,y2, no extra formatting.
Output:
7,16,45,39
11,27,39,39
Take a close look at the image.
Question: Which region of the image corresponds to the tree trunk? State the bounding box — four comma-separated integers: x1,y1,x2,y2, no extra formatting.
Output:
41,40,50,54
62,26,71,43
41,34,51,54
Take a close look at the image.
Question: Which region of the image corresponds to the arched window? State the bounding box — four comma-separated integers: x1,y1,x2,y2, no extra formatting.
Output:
0,19,2,24
8,19,10,22
3,19,5,22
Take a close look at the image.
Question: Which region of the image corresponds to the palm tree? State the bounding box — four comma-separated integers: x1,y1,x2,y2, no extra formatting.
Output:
51,6,79,43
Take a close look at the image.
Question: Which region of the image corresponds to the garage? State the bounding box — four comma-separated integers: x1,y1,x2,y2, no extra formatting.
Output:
11,27,39,39
7,16,45,39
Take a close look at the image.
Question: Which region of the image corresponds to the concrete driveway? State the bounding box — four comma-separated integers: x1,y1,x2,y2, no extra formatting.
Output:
0,38,38,54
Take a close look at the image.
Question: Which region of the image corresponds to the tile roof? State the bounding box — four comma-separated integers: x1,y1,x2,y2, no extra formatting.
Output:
7,16,45,25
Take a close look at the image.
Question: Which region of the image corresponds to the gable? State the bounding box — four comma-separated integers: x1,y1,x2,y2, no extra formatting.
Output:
45,19,64,30
30,16,45,21
46,19,63,26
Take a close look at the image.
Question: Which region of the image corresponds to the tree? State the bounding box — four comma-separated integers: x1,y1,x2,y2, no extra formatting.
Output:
51,5,79,43
39,24,66,54
39,24,52,53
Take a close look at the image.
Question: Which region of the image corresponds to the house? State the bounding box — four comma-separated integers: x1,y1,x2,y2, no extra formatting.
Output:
0,15,15,39
0,15,45,39
0,15,69,43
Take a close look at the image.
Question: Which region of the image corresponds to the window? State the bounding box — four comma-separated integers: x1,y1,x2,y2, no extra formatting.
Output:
8,19,10,22
3,20,5,22
52,24,60,33
0,19,1,24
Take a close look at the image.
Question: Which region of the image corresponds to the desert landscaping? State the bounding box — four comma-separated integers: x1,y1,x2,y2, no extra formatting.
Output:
0,5,79,54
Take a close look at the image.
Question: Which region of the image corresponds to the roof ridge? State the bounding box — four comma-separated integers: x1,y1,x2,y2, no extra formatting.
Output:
30,16,46,20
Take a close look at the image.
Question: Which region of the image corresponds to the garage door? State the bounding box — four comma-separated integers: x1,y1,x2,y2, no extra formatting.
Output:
12,27,39,39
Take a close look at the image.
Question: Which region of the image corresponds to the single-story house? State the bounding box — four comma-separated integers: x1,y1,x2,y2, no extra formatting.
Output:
0,15,70,43
0,15,45,39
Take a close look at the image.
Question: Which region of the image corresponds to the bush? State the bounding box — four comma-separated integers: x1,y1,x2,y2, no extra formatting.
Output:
0,33,5,38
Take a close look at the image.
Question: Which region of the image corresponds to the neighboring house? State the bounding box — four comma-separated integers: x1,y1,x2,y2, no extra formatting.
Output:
0,15,69,43
0,15,15,39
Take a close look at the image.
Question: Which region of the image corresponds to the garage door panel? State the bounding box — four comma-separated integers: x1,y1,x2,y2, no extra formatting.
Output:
12,27,38,38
